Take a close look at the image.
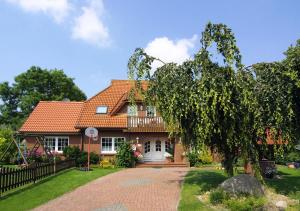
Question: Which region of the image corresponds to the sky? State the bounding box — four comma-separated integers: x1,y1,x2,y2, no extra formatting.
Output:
0,0,299,98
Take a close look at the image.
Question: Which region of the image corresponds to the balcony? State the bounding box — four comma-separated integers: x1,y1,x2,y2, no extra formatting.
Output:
127,116,166,132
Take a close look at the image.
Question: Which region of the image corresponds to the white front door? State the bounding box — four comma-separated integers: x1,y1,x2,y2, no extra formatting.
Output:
143,140,165,162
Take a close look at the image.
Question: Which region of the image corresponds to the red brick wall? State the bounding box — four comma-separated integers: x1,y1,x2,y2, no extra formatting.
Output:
24,134,82,154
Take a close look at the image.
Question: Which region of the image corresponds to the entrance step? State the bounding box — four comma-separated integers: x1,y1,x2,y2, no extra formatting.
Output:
136,162,188,168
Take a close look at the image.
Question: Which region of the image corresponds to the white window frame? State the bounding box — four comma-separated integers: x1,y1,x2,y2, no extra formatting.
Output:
44,136,69,153
101,137,125,154
146,106,156,117
128,105,138,116
96,106,108,114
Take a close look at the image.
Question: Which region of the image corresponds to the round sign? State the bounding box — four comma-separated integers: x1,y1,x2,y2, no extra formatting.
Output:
85,127,98,138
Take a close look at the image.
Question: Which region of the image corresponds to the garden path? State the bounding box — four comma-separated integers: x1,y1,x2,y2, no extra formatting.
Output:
34,167,188,211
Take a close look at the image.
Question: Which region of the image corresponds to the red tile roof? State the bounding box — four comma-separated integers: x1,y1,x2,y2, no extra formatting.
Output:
75,80,147,128
19,80,149,133
19,101,84,133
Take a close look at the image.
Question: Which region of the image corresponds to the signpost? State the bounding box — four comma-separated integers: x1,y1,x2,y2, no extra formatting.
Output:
85,127,98,171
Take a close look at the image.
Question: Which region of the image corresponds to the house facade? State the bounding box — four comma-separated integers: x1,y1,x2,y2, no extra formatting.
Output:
19,80,186,164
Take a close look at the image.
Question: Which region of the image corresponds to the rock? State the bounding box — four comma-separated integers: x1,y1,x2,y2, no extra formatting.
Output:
220,174,264,196
275,200,287,209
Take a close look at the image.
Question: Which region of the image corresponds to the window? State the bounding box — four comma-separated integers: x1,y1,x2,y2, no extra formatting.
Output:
101,137,125,153
146,106,156,117
144,141,150,153
45,136,69,152
155,140,161,151
58,137,69,151
96,106,108,114
45,137,56,151
128,105,137,116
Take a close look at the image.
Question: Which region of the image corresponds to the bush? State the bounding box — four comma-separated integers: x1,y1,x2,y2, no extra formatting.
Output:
90,152,100,164
286,151,300,162
0,127,17,164
209,188,228,205
187,146,213,166
63,146,100,166
115,142,136,168
27,151,43,163
198,145,213,164
224,196,265,211
186,150,199,167
63,146,81,160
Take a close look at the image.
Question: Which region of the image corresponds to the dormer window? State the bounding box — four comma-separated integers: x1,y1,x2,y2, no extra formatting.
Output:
96,106,108,114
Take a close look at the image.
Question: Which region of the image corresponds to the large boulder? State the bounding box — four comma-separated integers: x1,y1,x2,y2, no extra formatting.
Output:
220,174,264,197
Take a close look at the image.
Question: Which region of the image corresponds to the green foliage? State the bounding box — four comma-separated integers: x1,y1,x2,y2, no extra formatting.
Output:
209,188,228,205
187,146,213,166
115,142,136,168
63,146,81,161
186,150,199,167
0,126,16,163
128,22,300,177
0,66,86,128
63,146,100,166
224,196,266,211
198,145,213,164
286,151,300,162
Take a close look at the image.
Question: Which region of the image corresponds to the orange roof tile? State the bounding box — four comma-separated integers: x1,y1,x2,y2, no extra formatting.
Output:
76,80,148,128
19,101,84,133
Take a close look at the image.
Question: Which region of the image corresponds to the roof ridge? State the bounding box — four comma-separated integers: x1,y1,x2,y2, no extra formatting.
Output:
39,101,84,103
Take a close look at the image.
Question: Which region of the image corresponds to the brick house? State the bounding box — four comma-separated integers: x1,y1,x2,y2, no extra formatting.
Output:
19,80,187,164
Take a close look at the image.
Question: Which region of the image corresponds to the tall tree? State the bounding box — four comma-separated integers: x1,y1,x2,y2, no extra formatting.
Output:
0,66,86,128
128,23,298,176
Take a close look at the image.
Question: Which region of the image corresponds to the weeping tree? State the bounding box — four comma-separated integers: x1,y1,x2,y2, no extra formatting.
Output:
128,22,297,176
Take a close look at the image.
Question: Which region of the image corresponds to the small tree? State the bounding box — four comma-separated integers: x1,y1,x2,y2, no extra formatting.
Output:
115,142,136,168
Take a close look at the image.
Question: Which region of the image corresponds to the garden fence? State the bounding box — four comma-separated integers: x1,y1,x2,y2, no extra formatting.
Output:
0,159,75,195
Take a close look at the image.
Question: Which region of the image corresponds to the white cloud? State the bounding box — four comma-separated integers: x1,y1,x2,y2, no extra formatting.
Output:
6,0,70,23
145,35,198,69
71,0,110,47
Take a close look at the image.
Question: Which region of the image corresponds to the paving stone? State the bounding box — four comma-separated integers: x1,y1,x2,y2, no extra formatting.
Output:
34,168,188,211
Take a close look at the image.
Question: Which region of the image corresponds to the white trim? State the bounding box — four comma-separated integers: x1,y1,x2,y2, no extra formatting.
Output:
101,137,125,154
44,136,69,153
146,106,156,117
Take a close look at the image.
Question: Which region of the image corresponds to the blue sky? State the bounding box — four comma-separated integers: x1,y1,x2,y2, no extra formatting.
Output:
0,0,299,98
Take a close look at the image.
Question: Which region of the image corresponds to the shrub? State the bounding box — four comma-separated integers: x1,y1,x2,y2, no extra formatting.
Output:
286,151,300,162
90,152,100,164
198,145,213,164
0,127,17,164
27,151,43,163
115,142,136,168
224,196,266,211
209,188,228,205
186,150,199,167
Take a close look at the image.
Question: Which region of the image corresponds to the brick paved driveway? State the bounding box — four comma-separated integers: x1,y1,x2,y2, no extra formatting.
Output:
34,167,188,211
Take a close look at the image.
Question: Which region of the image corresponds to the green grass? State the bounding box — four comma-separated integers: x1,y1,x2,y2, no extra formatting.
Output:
265,165,300,209
0,167,120,211
178,168,228,210
179,166,300,211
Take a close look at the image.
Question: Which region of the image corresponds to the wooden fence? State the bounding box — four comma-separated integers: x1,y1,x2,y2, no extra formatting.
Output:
0,159,75,195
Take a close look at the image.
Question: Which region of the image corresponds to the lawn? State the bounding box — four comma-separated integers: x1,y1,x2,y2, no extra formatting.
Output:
0,167,120,211
178,166,300,211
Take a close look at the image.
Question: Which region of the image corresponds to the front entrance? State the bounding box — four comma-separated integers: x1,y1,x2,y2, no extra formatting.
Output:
143,140,165,162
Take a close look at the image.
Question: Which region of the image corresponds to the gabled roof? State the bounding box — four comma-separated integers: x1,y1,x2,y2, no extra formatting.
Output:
75,80,147,128
19,80,149,133
19,101,84,134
